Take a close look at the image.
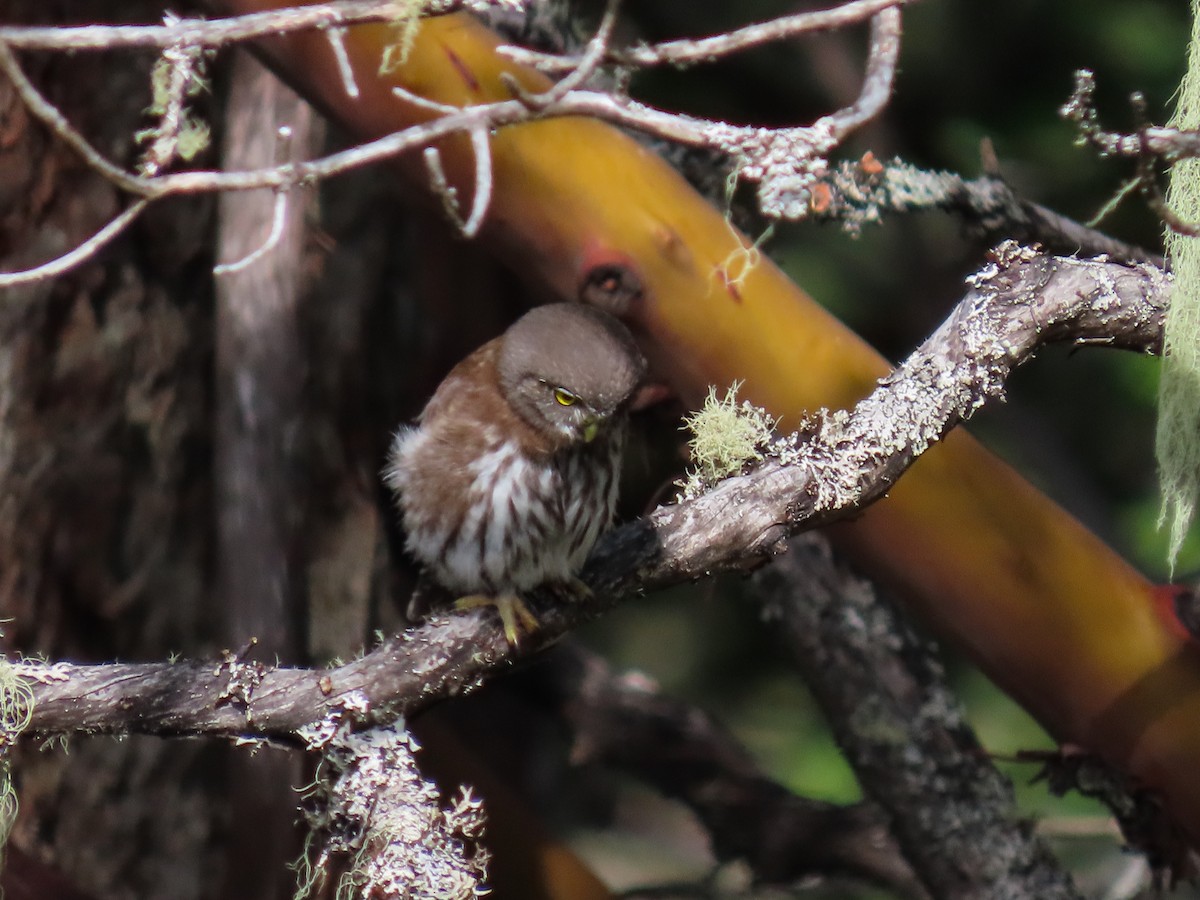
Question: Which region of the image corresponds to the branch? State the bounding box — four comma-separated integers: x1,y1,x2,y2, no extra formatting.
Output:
17,244,1169,739
523,643,926,897
1061,69,1200,163
1,0,903,283
754,536,1083,900
810,154,1164,266
501,0,913,72
0,2,503,51
1061,68,1200,237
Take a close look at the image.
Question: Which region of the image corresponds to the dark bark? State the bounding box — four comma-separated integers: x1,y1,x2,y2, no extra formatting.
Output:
1,3,219,897
754,537,1083,900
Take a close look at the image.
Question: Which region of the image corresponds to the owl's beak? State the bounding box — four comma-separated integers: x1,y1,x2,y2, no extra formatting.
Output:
582,419,600,443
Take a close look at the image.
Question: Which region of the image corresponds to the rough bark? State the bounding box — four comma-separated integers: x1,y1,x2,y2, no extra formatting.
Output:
1,3,219,896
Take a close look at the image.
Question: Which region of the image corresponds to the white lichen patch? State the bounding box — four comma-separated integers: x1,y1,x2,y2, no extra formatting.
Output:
294,720,490,900
712,119,838,220
297,690,373,751
680,382,778,498
11,660,70,683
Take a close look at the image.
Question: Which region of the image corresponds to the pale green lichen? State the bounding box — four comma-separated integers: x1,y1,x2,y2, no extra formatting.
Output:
1157,0,1200,573
135,47,212,174
378,0,429,75
0,653,34,857
713,222,775,298
680,382,777,498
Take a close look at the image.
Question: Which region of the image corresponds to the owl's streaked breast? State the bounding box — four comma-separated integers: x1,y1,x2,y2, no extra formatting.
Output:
387,421,624,595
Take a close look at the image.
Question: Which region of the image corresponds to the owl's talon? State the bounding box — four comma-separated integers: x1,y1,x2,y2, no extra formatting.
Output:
455,593,540,646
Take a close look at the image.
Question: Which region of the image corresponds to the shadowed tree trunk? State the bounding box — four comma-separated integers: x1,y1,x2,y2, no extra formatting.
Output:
2,4,221,897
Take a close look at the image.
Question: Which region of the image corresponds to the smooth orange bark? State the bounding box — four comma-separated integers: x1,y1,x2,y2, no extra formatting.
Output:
232,8,1200,846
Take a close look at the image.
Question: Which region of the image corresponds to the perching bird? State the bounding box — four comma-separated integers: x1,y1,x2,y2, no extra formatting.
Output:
385,302,646,643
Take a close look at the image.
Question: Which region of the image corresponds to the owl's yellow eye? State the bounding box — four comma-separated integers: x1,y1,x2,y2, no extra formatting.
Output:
553,387,579,407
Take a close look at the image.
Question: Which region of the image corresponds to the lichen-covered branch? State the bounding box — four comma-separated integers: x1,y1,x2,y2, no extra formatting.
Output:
296,719,490,900
17,244,1169,740
753,536,1084,900
1062,69,1200,163
810,154,1163,266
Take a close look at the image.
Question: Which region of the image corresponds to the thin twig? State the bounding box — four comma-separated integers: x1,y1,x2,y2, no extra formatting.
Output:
0,2,445,51
0,200,149,287
0,43,144,194
505,0,622,108
826,6,900,135
1062,70,1200,162
3,0,909,280
501,0,913,72
324,26,360,99
421,127,493,238
213,188,291,275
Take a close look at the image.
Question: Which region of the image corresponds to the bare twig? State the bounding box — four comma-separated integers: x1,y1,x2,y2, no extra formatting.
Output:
421,127,493,238
826,7,900,136
0,43,144,194
213,188,291,276
0,2,501,52
501,0,913,72
504,0,621,108
0,199,149,287
2,0,906,282
324,26,360,99
16,245,1169,739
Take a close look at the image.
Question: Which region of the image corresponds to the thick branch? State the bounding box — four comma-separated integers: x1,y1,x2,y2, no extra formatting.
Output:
754,536,1083,900
18,245,1168,740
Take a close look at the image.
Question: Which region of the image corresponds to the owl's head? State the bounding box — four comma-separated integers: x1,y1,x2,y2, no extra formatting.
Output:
498,303,647,445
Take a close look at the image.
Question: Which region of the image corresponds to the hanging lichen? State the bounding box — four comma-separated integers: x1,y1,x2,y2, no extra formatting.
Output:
1157,0,1200,574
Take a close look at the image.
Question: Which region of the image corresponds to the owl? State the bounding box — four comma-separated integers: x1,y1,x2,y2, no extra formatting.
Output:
385,303,646,643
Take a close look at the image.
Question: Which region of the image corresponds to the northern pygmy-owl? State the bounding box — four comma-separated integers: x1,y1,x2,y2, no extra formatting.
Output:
385,303,646,643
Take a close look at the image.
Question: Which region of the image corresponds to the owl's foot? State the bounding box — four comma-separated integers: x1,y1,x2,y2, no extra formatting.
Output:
455,593,540,646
